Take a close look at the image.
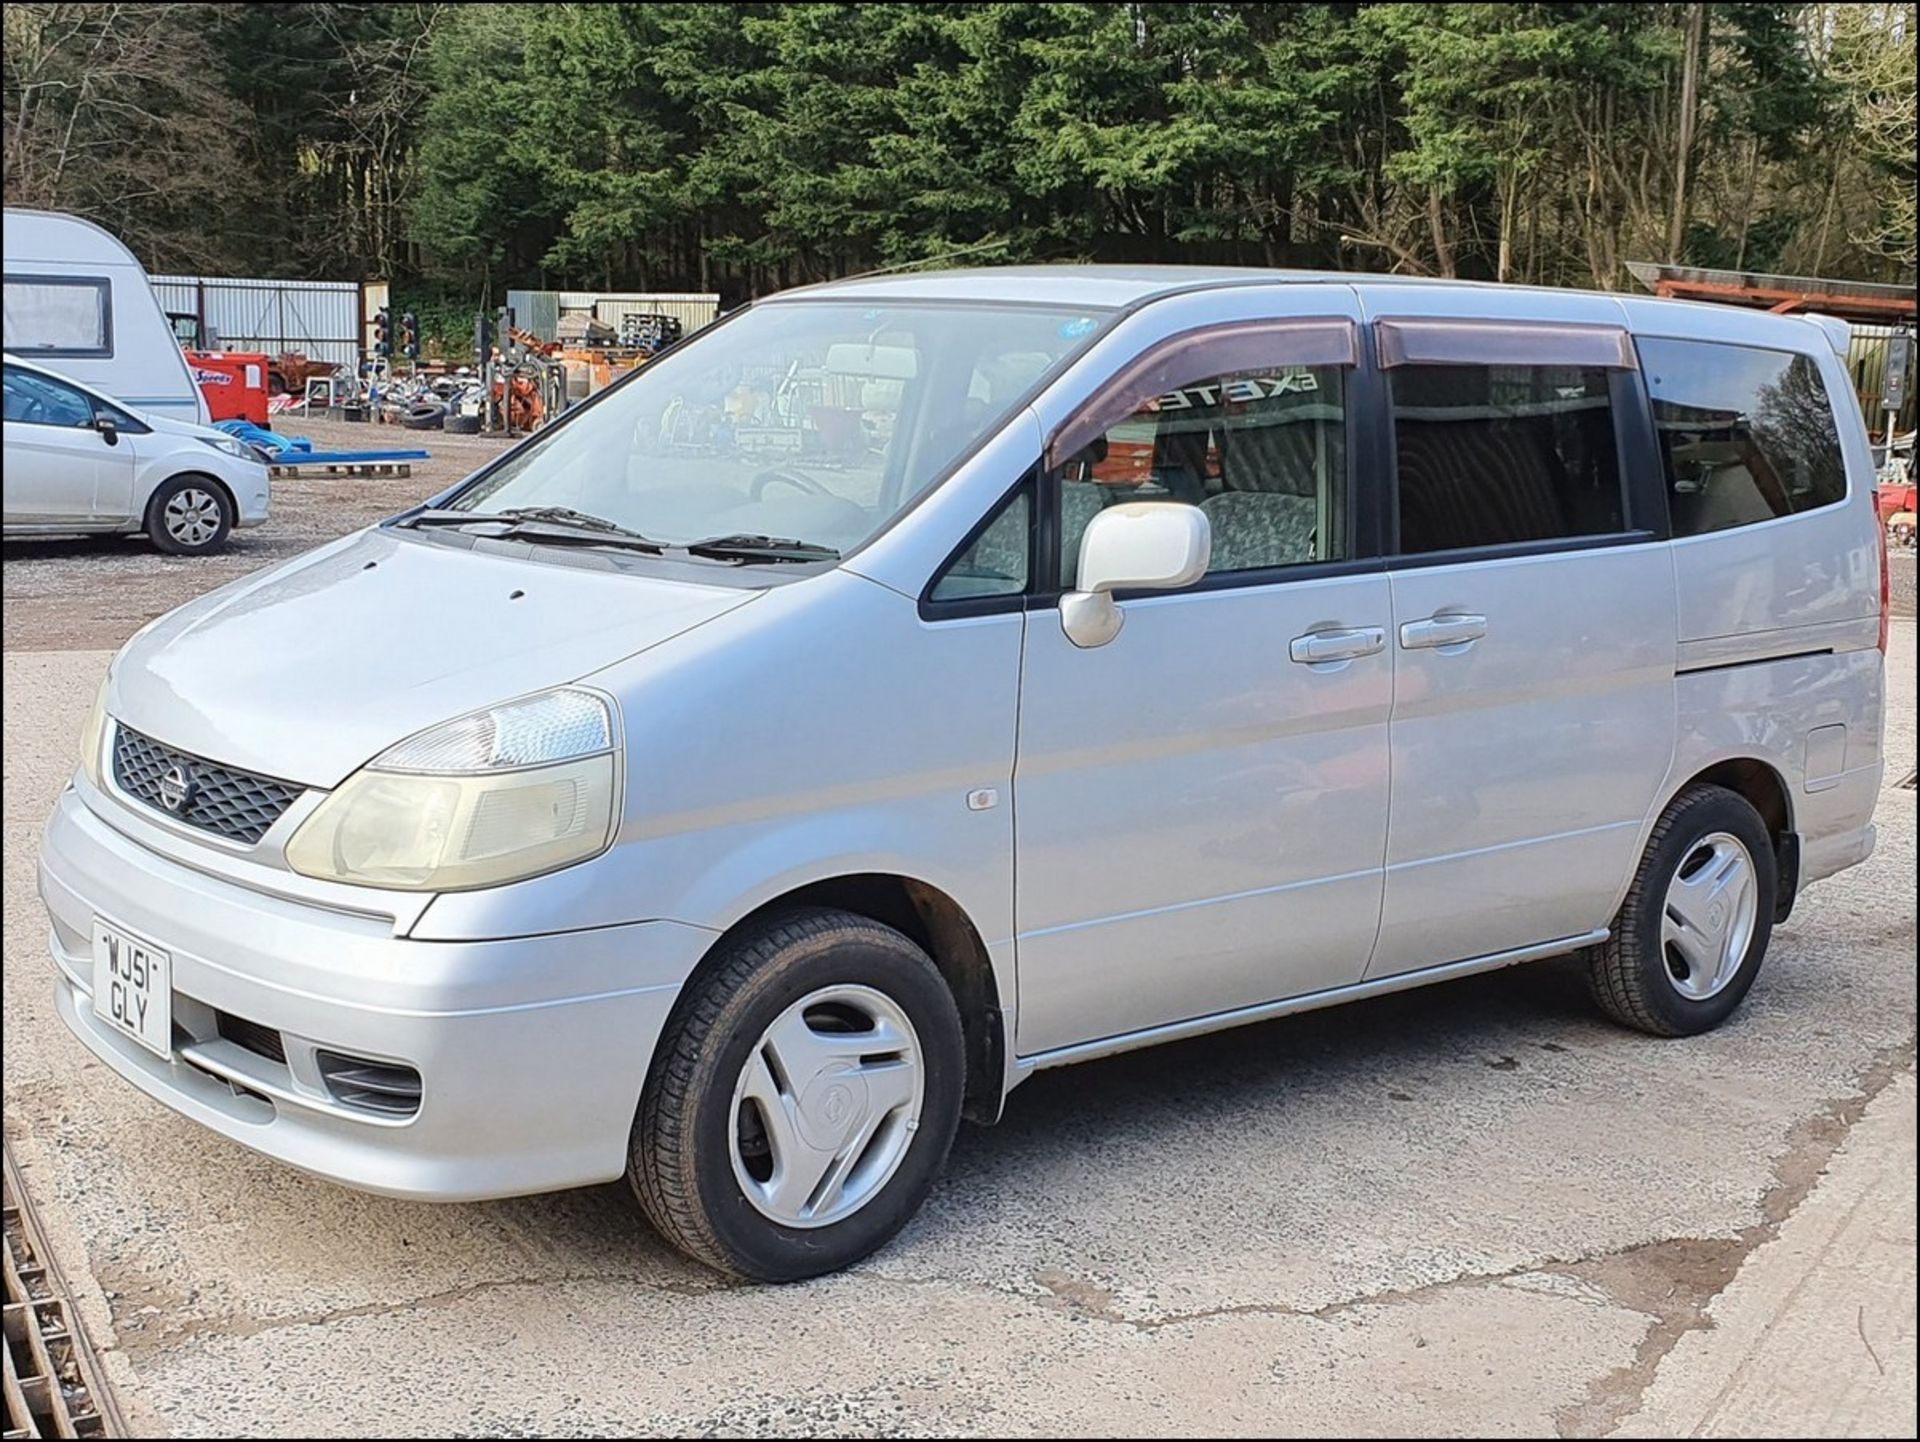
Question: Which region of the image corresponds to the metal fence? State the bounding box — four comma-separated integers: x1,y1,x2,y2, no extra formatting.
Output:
149,275,380,369
1846,323,1916,439
506,289,720,345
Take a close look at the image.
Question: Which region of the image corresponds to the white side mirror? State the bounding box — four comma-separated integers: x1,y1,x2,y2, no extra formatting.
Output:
1060,502,1211,648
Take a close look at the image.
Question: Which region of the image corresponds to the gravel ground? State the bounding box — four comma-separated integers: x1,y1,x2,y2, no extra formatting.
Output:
2,417,521,652
1891,545,1916,620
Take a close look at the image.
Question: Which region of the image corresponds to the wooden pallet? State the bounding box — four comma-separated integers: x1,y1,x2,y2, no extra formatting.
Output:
268,461,412,479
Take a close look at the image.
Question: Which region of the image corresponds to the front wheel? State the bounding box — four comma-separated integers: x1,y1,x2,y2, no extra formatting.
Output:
629,908,965,1281
146,476,233,555
1588,784,1777,1037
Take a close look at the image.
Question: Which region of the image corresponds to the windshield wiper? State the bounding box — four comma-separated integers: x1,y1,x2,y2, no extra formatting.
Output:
492,505,639,533
681,533,842,563
401,506,664,551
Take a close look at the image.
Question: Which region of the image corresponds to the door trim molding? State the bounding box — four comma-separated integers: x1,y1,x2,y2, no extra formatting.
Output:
1015,928,1608,1074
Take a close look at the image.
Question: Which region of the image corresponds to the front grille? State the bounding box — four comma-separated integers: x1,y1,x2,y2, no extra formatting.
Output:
112,726,300,844
215,1010,286,1065
316,1052,422,1119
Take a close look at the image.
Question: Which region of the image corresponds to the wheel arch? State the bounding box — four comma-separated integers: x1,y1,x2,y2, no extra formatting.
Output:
687,872,1011,1125
145,469,237,530
1622,755,1798,924
1683,756,1793,839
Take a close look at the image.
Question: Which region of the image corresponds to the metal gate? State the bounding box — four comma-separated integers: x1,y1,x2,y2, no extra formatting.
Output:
150,275,378,370
1849,324,1917,439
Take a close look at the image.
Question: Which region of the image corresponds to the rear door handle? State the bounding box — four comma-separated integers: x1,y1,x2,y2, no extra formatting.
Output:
1399,613,1488,650
1289,626,1387,665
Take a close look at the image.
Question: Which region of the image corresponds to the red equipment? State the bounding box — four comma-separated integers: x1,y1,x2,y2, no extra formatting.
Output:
186,351,271,426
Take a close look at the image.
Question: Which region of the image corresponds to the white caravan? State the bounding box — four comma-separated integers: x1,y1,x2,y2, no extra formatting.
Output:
2,209,208,424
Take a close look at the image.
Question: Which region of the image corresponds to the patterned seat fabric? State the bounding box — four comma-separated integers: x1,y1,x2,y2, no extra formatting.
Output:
1060,479,1109,588
960,502,1029,589
1394,419,1567,552
1217,417,1326,497
1200,491,1317,572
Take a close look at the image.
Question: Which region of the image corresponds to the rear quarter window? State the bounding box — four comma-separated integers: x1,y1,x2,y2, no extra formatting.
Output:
1637,337,1847,536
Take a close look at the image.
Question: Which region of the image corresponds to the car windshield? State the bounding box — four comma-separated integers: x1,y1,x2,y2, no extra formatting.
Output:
439,300,1109,556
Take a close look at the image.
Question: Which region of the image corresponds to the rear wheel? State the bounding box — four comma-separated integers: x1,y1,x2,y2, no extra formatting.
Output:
629,908,964,1281
146,476,233,555
1588,784,1776,1036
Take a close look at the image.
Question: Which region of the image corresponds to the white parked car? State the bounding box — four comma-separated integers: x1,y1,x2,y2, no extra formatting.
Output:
39,268,1886,1281
3,354,268,553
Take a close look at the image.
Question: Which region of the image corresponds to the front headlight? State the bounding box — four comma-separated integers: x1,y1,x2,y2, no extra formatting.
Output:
286,687,619,891
198,433,258,462
78,676,110,786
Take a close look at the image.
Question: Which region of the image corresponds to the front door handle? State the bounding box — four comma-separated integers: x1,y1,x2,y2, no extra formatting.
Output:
1400,613,1488,650
1289,626,1387,665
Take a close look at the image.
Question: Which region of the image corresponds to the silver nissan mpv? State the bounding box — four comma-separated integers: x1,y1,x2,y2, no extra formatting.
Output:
41,267,1887,1279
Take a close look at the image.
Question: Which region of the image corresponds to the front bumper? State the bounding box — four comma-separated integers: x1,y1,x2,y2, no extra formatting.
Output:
38,785,713,1201
234,466,270,526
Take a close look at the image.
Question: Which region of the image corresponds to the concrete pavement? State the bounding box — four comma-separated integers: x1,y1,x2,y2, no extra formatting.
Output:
3,626,1914,1437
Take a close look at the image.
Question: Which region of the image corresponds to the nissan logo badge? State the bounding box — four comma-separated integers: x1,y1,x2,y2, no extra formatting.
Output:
158,763,195,814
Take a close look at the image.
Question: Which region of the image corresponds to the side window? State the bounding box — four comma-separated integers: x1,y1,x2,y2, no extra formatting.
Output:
929,482,1031,602
2,275,113,357
2,366,96,428
1391,365,1624,554
1056,358,1350,587
1637,338,1846,536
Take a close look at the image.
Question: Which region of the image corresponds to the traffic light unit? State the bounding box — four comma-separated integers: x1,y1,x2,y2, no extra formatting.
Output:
373,307,392,358
400,311,420,360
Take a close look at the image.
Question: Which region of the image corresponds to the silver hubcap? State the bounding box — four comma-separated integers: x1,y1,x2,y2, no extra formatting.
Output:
164,488,222,546
730,984,923,1229
1661,831,1760,1001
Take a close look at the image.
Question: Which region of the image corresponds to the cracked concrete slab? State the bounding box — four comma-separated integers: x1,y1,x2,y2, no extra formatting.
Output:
3,622,1914,1436
1607,1069,1916,1439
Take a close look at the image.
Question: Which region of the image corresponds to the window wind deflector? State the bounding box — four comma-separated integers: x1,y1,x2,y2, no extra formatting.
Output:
1046,317,1359,470
1375,318,1638,370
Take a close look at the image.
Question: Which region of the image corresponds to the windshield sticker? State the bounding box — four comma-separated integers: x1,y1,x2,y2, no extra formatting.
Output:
1155,370,1320,410
1058,316,1099,339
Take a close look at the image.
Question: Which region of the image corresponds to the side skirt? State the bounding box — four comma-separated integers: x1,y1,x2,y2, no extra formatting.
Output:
1010,929,1610,1078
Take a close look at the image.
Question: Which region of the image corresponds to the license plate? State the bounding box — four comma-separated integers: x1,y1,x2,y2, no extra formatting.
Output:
91,920,171,1059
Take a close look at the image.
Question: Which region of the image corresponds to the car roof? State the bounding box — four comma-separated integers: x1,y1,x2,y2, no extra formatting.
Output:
773,264,1846,354
3,351,88,388
3,352,155,415
778,262,1672,307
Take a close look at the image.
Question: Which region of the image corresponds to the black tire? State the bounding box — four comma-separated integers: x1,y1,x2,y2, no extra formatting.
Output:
629,908,965,1281
145,475,233,555
1588,784,1777,1037
443,413,481,435
402,404,445,431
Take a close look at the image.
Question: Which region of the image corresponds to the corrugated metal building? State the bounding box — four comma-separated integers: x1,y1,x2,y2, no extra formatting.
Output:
150,275,388,369
1627,261,1916,436
506,290,720,344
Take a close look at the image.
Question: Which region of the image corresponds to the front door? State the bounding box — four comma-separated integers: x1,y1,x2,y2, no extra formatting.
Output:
2,364,113,524
1012,315,1394,1056
1365,320,1678,976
